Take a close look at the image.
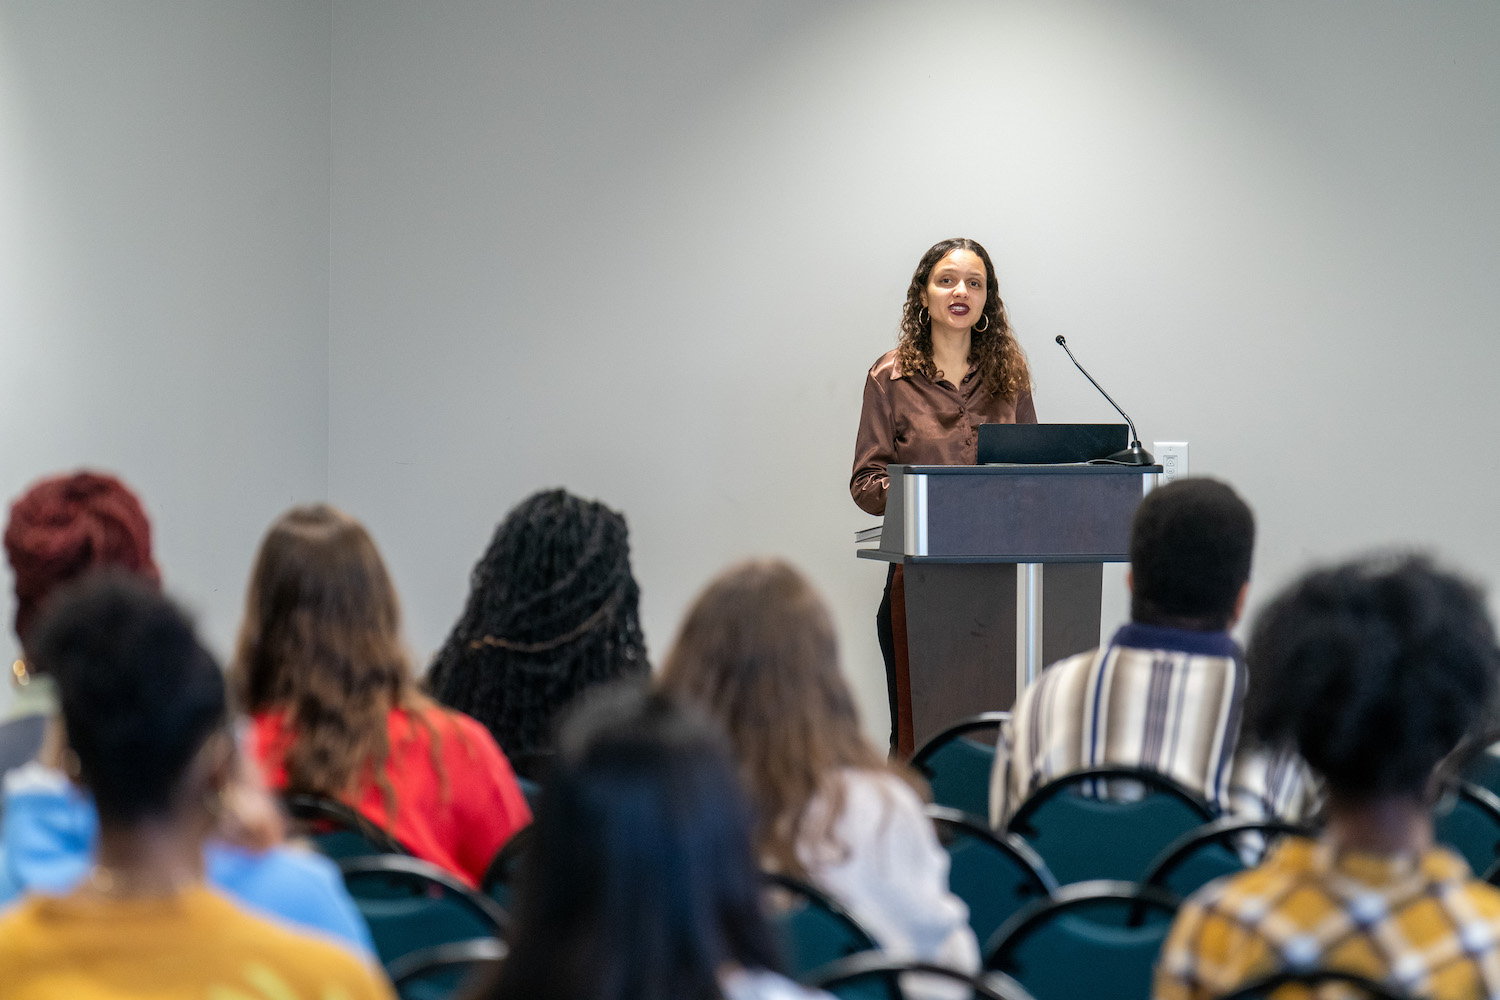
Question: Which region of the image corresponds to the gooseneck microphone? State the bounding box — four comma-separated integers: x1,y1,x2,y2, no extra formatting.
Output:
1054,335,1155,466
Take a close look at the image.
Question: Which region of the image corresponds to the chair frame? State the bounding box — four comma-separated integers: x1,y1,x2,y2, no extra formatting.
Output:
1004,765,1215,839
387,936,509,989
762,870,880,957
1433,727,1500,788
925,804,1059,895
1214,969,1413,1000
807,952,1037,1000
910,711,1010,775
338,854,511,938
281,791,410,856
1141,816,1316,892
1434,779,1500,876
983,878,1181,969
480,822,535,897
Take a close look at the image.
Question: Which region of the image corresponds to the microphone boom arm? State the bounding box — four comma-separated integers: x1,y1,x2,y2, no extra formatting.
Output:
1054,335,1155,466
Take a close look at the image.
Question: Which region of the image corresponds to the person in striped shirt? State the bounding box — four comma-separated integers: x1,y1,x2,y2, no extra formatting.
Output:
990,477,1313,829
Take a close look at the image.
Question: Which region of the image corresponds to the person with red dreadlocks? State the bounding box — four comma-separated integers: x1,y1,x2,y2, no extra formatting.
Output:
2,472,160,778
0,471,373,956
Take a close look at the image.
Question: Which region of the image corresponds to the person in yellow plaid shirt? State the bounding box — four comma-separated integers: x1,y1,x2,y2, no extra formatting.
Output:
1155,555,1500,1000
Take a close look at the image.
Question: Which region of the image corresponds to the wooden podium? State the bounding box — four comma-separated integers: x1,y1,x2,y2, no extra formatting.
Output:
858,463,1159,751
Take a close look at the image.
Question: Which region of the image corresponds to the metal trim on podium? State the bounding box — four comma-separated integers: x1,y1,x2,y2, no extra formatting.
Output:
858,463,1159,750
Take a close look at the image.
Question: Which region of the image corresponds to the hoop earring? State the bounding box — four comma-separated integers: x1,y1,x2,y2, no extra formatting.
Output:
974,313,990,333
918,307,929,326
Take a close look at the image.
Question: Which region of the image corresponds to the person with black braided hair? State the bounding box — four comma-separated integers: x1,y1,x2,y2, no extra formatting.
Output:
427,489,649,781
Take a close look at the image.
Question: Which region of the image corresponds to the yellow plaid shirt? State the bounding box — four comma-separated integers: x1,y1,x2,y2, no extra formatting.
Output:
1154,837,1500,1000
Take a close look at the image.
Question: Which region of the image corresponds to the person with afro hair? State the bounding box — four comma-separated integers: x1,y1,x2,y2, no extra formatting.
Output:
1155,555,1500,999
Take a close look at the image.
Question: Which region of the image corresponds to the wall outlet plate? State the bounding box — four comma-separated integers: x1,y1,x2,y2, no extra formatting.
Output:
1154,441,1188,483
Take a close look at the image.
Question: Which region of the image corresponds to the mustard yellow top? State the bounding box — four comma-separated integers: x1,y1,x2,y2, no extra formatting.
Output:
1154,835,1500,1000
0,883,394,1000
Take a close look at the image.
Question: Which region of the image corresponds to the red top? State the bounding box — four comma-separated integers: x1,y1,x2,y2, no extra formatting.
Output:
250,704,531,887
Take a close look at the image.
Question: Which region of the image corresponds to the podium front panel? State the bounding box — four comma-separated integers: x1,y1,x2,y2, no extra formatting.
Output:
927,471,1139,559
877,464,1152,562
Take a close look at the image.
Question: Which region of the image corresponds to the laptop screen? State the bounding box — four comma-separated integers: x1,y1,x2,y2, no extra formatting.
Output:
976,423,1128,465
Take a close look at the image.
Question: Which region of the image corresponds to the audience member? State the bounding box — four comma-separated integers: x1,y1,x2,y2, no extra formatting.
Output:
235,504,530,887
1155,555,1500,999
659,559,979,981
990,477,1312,827
473,685,828,1000
0,477,372,954
427,488,648,780
2,472,159,779
0,575,392,998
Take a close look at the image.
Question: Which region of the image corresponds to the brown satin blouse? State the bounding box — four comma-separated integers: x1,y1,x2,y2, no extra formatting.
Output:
850,349,1037,516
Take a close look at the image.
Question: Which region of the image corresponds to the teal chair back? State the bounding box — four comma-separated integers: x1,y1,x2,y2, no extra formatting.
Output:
388,938,507,1000
1142,817,1315,900
282,792,410,862
1005,767,1215,886
808,953,1037,1000
911,712,1007,819
763,872,880,982
480,824,534,914
1463,749,1500,797
340,855,508,971
983,880,1180,1000
927,805,1057,947
1434,781,1500,877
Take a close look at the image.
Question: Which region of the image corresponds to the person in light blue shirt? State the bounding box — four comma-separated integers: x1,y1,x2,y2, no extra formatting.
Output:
0,759,374,957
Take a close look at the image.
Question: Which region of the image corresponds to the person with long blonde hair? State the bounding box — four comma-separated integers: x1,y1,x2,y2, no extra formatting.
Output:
658,559,979,978
234,505,530,886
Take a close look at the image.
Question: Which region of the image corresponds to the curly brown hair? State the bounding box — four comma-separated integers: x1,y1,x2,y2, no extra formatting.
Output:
658,559,920,879
232,505,442,817
896,237,1031,400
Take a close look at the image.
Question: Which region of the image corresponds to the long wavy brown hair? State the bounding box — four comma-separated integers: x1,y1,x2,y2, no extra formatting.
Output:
232,505,438,815
896,237,1031,400
658,559,919,878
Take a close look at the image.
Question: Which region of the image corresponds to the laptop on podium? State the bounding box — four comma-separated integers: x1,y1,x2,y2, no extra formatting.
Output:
977,423,1128,465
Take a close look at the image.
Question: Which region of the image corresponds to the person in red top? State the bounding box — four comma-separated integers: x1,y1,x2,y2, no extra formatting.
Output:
233,504,530,886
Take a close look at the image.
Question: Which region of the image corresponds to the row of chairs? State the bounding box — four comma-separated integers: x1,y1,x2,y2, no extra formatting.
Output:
803,954,1409,1000
783,845,1413,1000
287,748,1474,1000
908,716,1500,1000
913,713,1500,887
281,794,514,999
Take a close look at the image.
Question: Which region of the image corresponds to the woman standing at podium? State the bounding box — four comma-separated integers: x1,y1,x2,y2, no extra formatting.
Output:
851,237,1035,755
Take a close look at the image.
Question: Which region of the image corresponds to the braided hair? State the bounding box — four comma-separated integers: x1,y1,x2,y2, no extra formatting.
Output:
426,489,648,780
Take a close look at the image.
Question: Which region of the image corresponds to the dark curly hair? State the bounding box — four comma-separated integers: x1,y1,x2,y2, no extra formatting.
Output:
895,237,1030,400
1130,478,1255,630
426,489,648,780
479,687,780,1000
34,573,226,825
1246,554,1500,800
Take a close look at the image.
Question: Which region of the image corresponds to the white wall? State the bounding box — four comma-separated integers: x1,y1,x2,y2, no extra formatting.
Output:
6,2,1500,744
0,3,331,707
328,0,1500,741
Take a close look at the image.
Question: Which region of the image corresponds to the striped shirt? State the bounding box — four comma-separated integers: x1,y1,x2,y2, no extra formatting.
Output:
990,623,1313,828
1154,837,1500,1000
